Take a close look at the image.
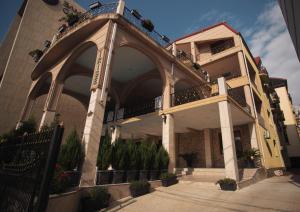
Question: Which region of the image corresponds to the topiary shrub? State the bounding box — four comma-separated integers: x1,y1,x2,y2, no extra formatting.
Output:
129,181,150,197
149,143,159,180
112,139,129,183
50,164,69,194
58,129,84,171
160,173,178,187
82,187,111,211
126,139,141,182
156,146,169,173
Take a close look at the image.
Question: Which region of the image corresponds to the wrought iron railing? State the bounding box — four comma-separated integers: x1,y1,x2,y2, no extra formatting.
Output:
227,86,251,113
211,39,235,55
56,3,118,41
171,86,207,107
123,7,170,47
210,72,242,84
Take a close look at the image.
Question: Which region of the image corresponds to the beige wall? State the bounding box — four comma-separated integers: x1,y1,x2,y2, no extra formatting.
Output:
0,0,83,134
275,87,300,157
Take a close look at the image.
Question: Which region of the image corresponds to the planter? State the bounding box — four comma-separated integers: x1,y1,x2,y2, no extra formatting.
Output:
67,15,79,27
97,170,112,185
149,170,160,181
64,171,81,187
127,170,138,182
161,176,178,187
139,170,149,181
129,181,150,198
112,170,125,184
81,196,109,212
219,183,237,191
141,19,154,32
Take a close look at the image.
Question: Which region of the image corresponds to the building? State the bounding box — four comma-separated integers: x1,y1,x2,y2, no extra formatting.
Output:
1,0,287,186
278,0,300,62
270,77,300,167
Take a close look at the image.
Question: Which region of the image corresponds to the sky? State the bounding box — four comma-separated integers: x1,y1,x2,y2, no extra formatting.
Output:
0,0,299,105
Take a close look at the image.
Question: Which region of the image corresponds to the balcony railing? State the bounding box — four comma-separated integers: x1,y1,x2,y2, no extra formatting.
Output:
115,96,162,120
210,72,242,84
56,3,118,41
227,85,251,113
171,86,207,107
211,39,234,55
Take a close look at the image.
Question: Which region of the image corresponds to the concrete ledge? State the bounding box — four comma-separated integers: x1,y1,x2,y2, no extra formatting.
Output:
47,180,162,212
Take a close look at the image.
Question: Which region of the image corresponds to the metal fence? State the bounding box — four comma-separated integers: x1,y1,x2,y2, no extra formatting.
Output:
170,86,207,107
0,125,64,212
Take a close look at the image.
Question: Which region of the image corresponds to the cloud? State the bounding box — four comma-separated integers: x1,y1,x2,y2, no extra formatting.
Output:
184,10,241,34
247,2,300,105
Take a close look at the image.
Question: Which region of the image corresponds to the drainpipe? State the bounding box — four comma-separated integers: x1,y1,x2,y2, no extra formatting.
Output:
239,36,266,166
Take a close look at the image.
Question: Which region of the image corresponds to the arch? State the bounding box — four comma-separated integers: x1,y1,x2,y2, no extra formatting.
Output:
56,41,98,83
29,72,52,99
116,42,167,87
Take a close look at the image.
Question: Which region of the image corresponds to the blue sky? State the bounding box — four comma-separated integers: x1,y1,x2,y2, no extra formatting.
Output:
0,0,299,104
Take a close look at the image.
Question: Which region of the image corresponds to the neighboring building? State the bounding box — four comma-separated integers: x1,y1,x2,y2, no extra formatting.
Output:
1,0,288,186
278,0,300,62
294,105,300,136
270,77,300,167
0,0,84,136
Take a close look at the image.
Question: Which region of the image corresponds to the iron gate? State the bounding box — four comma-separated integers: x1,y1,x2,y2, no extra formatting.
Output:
0,125,64,212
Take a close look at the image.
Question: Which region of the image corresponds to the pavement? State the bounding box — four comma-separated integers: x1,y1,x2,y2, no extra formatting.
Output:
105,171,300,212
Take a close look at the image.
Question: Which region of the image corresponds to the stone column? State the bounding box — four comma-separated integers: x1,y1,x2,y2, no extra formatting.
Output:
80,88,107,186
111,125,121,143
16,97,35,128
218,77,239,181
191,42,196,62
162,82,176,172
238,51,258,149
204,128,213,168
39,81,63,129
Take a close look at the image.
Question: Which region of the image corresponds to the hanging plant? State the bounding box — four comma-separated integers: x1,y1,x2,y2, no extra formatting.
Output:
141,19,154,32
29,49,43,62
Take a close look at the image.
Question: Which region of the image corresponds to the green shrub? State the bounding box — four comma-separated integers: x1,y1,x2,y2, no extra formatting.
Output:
127,139,141,170
216,178,236,185
50,164,69,194
112,139,129,170
97,133,112,170
58,129,84,171
129,180,150,197
139,142,151,170
90,187,111,203
155,146,169,170
160,173,176,180
149,143,158,170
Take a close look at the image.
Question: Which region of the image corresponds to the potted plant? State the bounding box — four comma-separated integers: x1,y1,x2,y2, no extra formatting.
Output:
49,164,69,194
141,19,154,32
129,181,150,197
179,152,197,167
139,142,151,181
126,139,140,182
58,129,84,187
66,13,79,26
149,143,159,180
216,178,237,191
161,173,178,187
112,139,128,183
81,187,111,212
241,148,260,168
29,49,43,62
97,134,112,185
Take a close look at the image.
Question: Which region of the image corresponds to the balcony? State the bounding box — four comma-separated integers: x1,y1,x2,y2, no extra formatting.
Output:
211,39,235,55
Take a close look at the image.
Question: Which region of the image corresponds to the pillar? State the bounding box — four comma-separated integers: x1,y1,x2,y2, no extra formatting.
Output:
39,81,63,129
111,125,121,143
218,77,239,181
80,88,107,186
238,51,259,149
16,97,35,129
191,42,196,62
162,81,176,172
204,128,213,168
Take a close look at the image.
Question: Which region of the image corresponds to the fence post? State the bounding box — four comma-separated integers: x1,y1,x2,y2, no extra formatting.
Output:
35,125,64,212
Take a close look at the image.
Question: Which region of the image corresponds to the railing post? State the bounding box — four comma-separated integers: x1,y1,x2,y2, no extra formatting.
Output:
117,0,125,15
